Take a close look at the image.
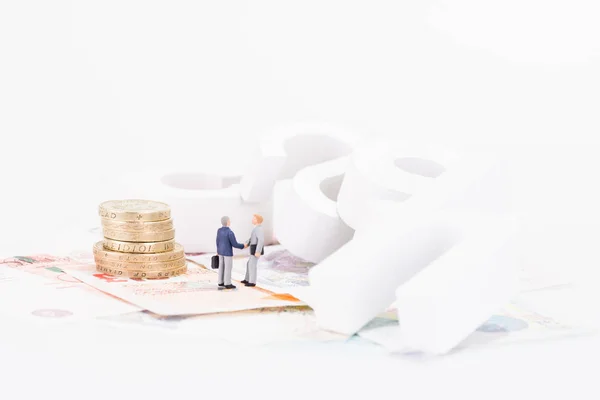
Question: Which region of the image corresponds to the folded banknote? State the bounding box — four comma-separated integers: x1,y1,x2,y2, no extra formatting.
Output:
188,245,319,304
0,256,140,321
357,302,592,354
98,306,348,345
187,245,314,297
62,261,304,316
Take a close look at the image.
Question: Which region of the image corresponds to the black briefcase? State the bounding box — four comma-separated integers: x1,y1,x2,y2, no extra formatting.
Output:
211,255,219,269
250,244,265,255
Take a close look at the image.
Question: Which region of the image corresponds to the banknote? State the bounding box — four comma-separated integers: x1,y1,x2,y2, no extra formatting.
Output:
0,265,48,285
0,265,137,323
188,245,315,300
517,270,572,293
98,306,348,345
62,261,304,316
357,302,591,354
0,255,140,319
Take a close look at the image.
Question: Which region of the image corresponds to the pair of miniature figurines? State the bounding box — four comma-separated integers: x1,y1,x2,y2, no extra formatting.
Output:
215,214,265,289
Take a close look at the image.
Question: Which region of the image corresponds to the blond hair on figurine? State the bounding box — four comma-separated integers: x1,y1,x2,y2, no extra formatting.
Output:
253,214,264,224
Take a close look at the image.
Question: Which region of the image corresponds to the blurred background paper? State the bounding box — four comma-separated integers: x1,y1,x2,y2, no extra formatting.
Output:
1,2,599,292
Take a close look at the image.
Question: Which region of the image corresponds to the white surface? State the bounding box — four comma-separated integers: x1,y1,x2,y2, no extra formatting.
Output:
0,311,598,400
2,1,600,398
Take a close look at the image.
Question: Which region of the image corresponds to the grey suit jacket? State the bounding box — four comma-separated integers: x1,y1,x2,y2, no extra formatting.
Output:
247,225,264,255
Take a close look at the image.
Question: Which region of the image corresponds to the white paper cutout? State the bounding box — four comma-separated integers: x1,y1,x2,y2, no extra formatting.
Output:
336,141,508,230
394,212,518,355
239,123,359,203
308,147,514,336
307,205,461,335
272,157,354,263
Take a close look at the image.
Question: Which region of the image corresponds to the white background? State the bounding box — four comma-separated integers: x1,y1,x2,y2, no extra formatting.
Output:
1,1,600,399
2,0,600,282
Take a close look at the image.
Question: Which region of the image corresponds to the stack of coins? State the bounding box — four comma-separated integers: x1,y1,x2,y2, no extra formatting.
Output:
93,200,187,279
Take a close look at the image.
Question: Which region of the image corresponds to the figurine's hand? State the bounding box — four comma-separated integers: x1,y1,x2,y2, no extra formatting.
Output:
244,243,248,249
255,252,261,258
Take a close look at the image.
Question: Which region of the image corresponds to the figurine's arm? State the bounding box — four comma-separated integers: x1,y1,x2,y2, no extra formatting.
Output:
228,230,245,250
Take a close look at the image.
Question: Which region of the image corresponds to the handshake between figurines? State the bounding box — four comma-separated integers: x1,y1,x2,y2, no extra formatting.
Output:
216,214,265,290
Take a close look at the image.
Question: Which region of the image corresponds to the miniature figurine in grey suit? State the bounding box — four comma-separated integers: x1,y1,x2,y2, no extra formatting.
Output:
241,214,264,287
216,216,247,289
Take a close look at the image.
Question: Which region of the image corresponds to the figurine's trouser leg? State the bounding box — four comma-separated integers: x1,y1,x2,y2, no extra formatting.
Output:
244,259,249,282
218,255,225,284
247,256,258,284
223,256,233,286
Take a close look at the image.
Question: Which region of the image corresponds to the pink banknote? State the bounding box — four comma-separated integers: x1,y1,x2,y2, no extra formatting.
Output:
0,255,140,319
63,261,304,316
187,245,315,300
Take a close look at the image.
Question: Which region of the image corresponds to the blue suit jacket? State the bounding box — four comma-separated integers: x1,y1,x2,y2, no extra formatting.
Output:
216,226,245,256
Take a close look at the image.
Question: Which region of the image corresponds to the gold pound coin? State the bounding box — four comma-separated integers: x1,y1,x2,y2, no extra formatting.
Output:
95,264,187,279
101,218,174,233
94,256,186,271
102,228,175,242
99,199,171,222
103,238,175,254
93,241,184,262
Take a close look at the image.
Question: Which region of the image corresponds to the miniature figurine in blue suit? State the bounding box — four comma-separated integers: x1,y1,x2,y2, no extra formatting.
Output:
216,216,246,289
